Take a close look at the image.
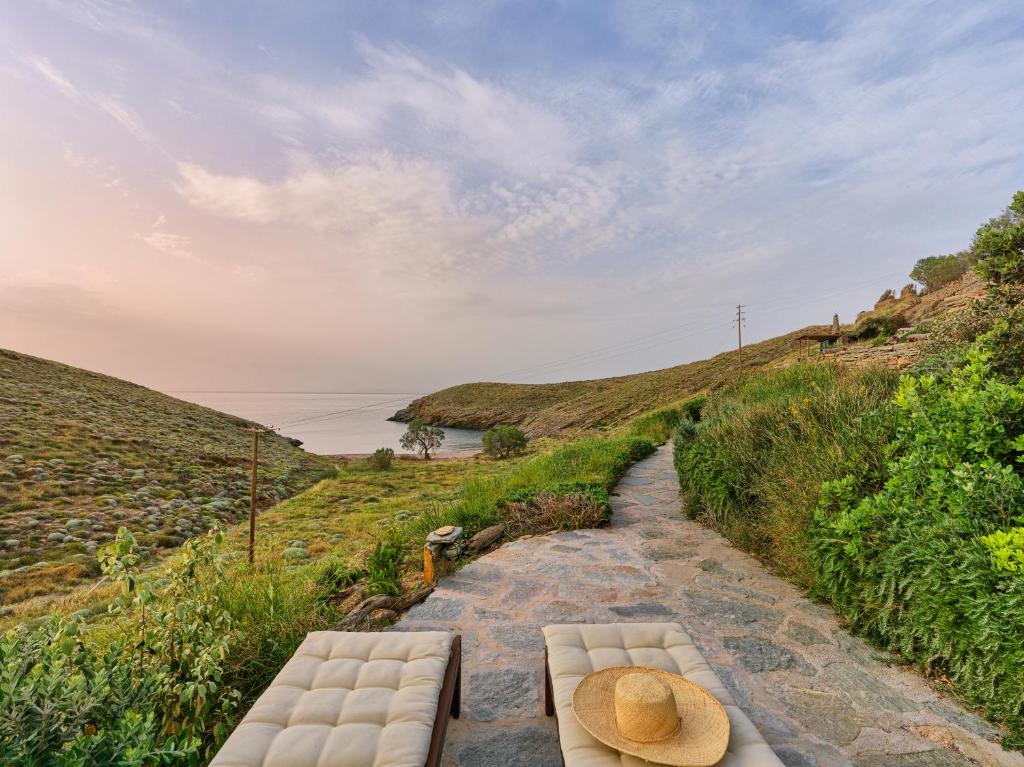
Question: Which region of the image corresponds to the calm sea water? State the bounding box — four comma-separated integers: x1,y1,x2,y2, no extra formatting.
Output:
168,391,483,456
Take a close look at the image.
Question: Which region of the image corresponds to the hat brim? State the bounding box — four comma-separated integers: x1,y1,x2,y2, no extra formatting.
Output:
572,666,730,767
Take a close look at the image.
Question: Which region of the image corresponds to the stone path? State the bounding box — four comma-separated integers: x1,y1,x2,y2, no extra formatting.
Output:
394,446,1021,767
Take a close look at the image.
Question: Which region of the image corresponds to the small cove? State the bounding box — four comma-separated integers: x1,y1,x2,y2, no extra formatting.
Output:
168,391,484,456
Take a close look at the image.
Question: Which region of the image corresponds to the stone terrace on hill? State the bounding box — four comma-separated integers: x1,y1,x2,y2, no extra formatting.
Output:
394,447,1022,767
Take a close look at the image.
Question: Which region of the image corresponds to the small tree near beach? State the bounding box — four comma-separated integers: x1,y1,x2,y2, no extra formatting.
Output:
482,425,528,459
399,420,445,460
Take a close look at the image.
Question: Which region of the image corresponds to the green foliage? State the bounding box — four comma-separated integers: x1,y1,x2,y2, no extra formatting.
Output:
672,363,899,583
481,425,528,459
367,447,394,471
811,350,1024,747
0,616,199,766
365,536,404,597
100,528,239,752
982,527,1024,573
399,420,445,460
626,397,705,444
971,190,1024,290
910,252,971,291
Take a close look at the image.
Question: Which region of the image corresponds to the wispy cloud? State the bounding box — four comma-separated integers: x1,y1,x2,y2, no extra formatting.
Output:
137,215,198,263
23,54,81,100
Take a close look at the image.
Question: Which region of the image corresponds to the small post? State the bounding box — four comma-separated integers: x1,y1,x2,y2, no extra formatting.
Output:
248,427,261,565
734,304,746,365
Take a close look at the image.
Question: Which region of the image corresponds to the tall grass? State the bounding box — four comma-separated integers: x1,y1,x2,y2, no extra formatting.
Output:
621,397,705,444
673,363,899,584
406,436,655,541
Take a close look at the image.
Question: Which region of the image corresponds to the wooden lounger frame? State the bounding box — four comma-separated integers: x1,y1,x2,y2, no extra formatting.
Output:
424,634,462,767
544,645,556,719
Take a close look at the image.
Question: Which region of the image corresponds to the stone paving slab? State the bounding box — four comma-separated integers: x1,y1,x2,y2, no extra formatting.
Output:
394,447,1021,767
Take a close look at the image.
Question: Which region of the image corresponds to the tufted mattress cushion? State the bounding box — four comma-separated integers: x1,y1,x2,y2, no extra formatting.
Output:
544,623,784,767
210,630,453,767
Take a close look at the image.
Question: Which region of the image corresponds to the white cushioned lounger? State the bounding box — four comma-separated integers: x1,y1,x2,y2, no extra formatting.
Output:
543,623,785,767
211,630,460,767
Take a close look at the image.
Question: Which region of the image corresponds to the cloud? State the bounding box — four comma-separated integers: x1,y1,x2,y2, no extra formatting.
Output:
137,215,198,263
176,153,487,274
256,42,575,179
23,54,81,99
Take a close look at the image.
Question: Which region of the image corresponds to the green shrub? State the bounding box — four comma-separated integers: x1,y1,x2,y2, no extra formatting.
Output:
672,363,898,583
367,448,394,471
627,397,705,444
481,426,528,459
0,617,199,766
971,190,1024,289
910,252,971,292
365,537,404,597
811,350,1024,747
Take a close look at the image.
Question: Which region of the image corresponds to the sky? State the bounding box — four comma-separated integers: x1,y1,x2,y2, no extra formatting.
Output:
1,0,1023,393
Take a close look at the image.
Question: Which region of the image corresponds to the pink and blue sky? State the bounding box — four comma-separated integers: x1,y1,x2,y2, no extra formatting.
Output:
2,1,1023,392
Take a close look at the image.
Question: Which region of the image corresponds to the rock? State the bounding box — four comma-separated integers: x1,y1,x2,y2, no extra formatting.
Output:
824,664,918,714
3,539,19,549
785,621,830,646
695,574,776,604
773,745,820,767
405,596,464,621
6,455,24,464
467,668,536,721
609,602,675,618
288,540,307,549
491,625,544,653
466,524,505,555
854,751,976,767
682,592,783,629
784,689,866,745
65,519,87,530
452,725,562,767
282,547,309,560
104,498,118,507
46,532,65,542
723,636,816,675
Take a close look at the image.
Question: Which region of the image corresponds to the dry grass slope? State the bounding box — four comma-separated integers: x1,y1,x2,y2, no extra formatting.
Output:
395,328,825,436
0,348,334,610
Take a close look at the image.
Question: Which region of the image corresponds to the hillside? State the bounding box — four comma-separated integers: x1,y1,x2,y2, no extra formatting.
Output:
394,273,984,436
0,349,334,609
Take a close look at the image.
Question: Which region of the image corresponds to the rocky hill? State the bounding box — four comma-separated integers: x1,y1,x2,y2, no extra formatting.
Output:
0,349,334,610
394,273,984,436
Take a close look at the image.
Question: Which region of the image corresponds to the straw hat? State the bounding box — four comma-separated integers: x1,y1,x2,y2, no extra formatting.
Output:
572,666,730,766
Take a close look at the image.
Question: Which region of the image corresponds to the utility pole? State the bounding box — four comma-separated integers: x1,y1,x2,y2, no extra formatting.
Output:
733,304,746,364
247,427,265,565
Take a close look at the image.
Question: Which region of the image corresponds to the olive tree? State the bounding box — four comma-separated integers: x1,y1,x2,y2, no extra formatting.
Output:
399,420,445,460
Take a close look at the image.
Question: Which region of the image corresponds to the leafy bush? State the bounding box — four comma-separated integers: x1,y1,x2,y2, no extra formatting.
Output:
626,397,705,444
811,350,1024,747
482,426,528,459
672,363,898,583
971,190,1024,289
910,252,971,292
0,528,242,765
365,537,404,597
399,420,445,460
367,447,394,471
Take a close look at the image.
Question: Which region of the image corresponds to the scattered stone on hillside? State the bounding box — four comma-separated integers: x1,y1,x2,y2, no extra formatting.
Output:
3,539,20,549
6,455,25,463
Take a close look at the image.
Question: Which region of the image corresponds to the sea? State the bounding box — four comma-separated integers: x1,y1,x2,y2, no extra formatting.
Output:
167,391,484,456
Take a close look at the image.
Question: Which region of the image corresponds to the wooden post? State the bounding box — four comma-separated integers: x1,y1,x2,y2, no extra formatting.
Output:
248,428,260,565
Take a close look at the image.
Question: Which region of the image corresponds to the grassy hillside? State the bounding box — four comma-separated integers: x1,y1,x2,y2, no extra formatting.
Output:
394,327,822,435
0,348,334,609
395,273,983,436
